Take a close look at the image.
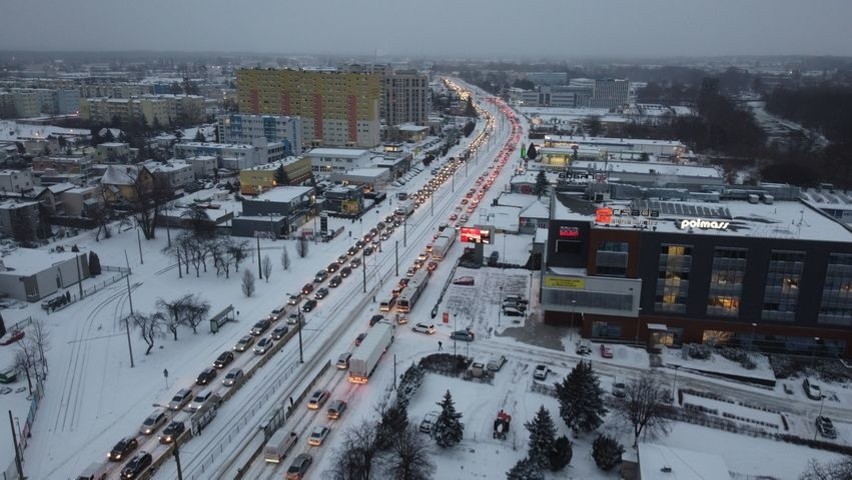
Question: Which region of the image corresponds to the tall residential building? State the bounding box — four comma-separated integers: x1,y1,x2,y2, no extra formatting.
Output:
346,65,431,127
590,79,629,109
217,114,302,156
80,94,205,126
237,69,381,148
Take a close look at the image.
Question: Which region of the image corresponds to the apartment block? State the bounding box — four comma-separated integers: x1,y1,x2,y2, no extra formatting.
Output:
0,169,35,193
590,78,629,109
217,114,303,156
237,69,381,148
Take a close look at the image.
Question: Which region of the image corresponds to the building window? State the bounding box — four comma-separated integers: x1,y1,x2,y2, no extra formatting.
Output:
761,250,804,322
818,253,852,327
595,241,628,277
655,244,692,313
707,247,747,317
590,321,622,339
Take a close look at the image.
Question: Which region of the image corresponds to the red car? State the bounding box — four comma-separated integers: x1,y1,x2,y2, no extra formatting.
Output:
0,330,24,346
600,344,613,359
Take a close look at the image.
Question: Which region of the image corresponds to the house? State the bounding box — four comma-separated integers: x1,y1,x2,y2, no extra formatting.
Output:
0,248,90,302
100,165,154,204
518,200,550,234
0,200,42,241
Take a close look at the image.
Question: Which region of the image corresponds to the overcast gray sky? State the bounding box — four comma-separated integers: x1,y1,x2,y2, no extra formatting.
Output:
2,0,850,58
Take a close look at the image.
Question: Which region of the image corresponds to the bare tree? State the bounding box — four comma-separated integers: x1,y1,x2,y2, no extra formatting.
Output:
30,317,50,375
326,420,381,480
612,374,672,446
156,296,190,340
180,204,215,239
281,246,291,271
799,457,852,480
385,425,435,480
241,269,256,297
161,242,183,278
130,312,165,355
131,172,172,240
228,240,249,272
262,255,272,282
15,338,40,394
183,294,211,333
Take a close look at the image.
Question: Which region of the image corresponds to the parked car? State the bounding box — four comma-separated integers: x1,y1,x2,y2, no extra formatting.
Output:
302,299,318,312
308,425,330,446
355,332,367,346
119,451,152,479
412,323,436,334
234,335,255,352
327,400,347,420
576,342,591,356
286,453,313,480
329,275,342,288
250,319,271,336
108,436,138,462
196,367,217,385
450,329,475,342
803,378,822,400
369,314,385,327
502,306,524,317
254,337,273,355
600,344,614,359
336,352,352,370
816,416,837,439
340,266,352,278
533,364,549,381
783,383,793,395
487,355,507,372
271,324,290,340
213,351,235,369
314,288,330,299
158,421,185,444
168,388,193,411
308,390,331,410
419,412,440,434
612,382,627,398
222,367,244,387
139,410,167,435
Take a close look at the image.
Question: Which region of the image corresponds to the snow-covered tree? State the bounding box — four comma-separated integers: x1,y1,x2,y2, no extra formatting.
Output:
525,405,557,469
377,401,409,450
527,143,538,160
549,435,573,471
506,457,544,480
281,246,291,270
592,434,625,471
533,170,548,198
555,360,607,434
432,390,463,448
613,374,672,446
241,269,256,297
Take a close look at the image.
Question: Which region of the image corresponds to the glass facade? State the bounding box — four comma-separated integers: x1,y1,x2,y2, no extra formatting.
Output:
655,244,692,313
818,253,852,327
595,241,629,276
706,247,747,317
762,250,805,322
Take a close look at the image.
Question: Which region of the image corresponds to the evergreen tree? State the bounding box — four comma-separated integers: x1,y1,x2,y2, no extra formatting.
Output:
194,129,206,142
275,165,289,186
555,361,607,434
432,390,463,448
533,170,549,197
506,457,544,480
376,401,409,450
524,405,557,469
548,435,573,471
592,434,625,471
88,251,102,276
527,143,538,159
464,97,477,117
103,129,115,142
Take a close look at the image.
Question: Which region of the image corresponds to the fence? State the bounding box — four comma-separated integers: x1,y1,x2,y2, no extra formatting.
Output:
2,375,45,480
46,265,130,314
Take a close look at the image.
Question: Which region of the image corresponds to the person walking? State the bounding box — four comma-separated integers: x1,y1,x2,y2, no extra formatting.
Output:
438,340,443,351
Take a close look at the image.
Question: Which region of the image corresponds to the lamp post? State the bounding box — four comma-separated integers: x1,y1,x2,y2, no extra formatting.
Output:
672,364,681,401
810,337,820,368
498,286,503,327
453,313,458,355
569,300,576,341
635,307,642,346
297,309,304,364
750,323,758,351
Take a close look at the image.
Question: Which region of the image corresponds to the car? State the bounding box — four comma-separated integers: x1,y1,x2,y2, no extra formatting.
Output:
286,453,313,480
234,335,255,352
347,246,359,256
503,295,528,305
349,257,362,269
222,367,244,386
426,261,438,272
533,365,549,381
314,270,329,282
287,313,301,325
108,436,139,462
816,416,837,439
340,266,352,278
363,246,374,256
452,276,475,286
576,343,591,356
315,288,330,299
159,421,185,444
502,306,524,317
139,410,167,435
337,254,348,264
392,284,405,296
406,267,418,277
196,367,217,385
168,388,193,411
487,355,507,372
271,324,290,340
327,400,348,420
327,262,340,273
803,378,822,400
308,390,330,410
214,351,235,369
308,425,331,446
254,337,273,355
301,283,314,295
329,275,342,288
369,314,385,327
419,412,440,434
355,332,367,346
120,451,152,479
380,232,390,241
782,383,793,395
355,240,366,249
250,319,271,336
270,306,287,319
412,323,436,334
302,299,318,312
450,329,475,342
395,315,409,325
288,293,301,305
600,344,614,359
612,382,627,398
336,352,352,369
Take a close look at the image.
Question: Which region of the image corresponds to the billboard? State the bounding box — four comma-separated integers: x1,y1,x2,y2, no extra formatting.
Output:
460,227,491,244
544,276,585,289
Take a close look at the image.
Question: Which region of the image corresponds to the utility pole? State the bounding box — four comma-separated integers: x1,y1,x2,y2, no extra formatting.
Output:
403,217,407,247
298,310,304,363
362,255,367,293
395,241,399,276
256,236,262,280
431,194,434,216
75,253,84,299
174,438,184,480
136,227,143,264
393,354,397,390
9,411,23,479
124,274,135,368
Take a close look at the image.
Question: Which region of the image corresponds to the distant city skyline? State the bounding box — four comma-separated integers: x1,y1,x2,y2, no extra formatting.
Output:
1,0,850,58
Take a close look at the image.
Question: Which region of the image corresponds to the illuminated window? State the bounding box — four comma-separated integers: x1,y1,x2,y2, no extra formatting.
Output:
707,247,747,317
655,244,691,313
762,250,804,322
818,253,852,327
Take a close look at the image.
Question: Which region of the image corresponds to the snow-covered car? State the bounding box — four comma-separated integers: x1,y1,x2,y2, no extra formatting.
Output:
575,342,592,356
419,412,440,434
533,364,549,381
803,378,822,400
612,382,627,398
412,323,436,334
308,390,330,410
816,416,837,439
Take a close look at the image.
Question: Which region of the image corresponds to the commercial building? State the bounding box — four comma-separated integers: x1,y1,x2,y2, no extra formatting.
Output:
217,114,302,156
231,186,315,238
238,157,313,195
590,78,629,109
305,148,373,177
0,248,90,302
541,194,852,358
237,69,381,148
323,185,364,215
174,140,287,170
539,135,688,162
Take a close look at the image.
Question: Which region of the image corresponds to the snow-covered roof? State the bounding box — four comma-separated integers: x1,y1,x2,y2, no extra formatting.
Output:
519,200,550,219
0,248,82,277
253,186,313,204
305,148,369,158
534,227,548,244
638,443,729,480
101,165,143,186
340,168,388,178
496,192,543,209
0,120,90,142
571,160,722,179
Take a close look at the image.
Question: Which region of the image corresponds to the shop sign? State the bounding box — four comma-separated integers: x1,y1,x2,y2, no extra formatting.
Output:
677,218,730,230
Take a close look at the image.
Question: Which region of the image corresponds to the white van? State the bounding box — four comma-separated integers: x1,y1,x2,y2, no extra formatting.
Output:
76,461,108,480
263,430,299,463
187,389,216,413
487,355,507,372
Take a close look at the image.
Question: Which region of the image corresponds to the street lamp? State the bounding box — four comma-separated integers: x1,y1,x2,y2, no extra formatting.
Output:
750,323,758,351
453,313,458,355
297,309,304,364
152,403,185,480
672,364,681,402
569,300,576,341
498,286,503,327
814,394,827,441
810,336,821,368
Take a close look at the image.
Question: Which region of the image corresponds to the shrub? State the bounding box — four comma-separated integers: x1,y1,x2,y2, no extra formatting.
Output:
592,434,625,471
419,354,470,376
688,343,713,360
719,347,757,370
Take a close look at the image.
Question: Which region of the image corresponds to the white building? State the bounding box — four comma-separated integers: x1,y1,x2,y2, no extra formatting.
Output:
0,169,35,193
188,156,218,179
217,114,303,156
305,148,373,176
0,248,90,302
174,140,287,169
145,160,195,190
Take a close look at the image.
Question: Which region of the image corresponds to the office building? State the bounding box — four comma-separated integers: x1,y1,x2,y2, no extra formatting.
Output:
174,140,287,170
590,79,629,109
217,114,302,156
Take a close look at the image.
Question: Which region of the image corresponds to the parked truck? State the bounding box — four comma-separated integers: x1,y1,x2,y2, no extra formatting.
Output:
348,321,395,384
430,231,456,261
394,201,414,218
